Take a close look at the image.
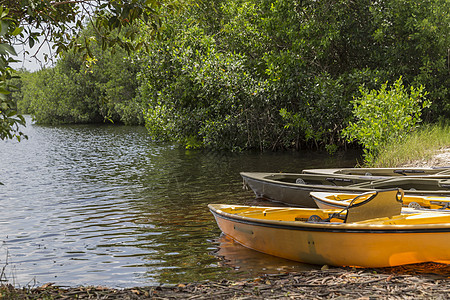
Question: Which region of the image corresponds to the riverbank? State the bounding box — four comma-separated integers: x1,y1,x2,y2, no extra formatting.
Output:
400,147,450,168
373,124,450,168
2,263,450,299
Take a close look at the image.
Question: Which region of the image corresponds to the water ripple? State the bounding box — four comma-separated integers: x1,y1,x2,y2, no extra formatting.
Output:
0,116,358,287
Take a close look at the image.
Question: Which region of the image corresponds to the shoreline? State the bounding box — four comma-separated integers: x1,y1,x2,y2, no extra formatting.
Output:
400,147,450,168
3,263,450,299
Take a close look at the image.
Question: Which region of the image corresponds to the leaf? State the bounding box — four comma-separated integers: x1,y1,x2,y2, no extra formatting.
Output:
0,20,9,36
0,43,16,56
0,7,8,19
0,87,11,94
29,37,35,48
11,26,23,36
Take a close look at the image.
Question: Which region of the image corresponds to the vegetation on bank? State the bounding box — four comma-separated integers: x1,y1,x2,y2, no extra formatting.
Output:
9,0,450,162
17,37,143,126
343,77,430,165
0,1,162,142
372,123,450,168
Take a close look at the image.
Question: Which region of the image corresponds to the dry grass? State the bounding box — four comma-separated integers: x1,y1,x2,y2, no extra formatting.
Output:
372,124,450,168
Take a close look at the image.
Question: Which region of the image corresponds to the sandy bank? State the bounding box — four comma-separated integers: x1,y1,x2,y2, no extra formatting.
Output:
400,147,450,168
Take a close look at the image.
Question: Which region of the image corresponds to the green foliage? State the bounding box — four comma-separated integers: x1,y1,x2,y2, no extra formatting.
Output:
0,0,164,140
0,6,26,141
144,104,175,142
139,1,363,150
8,0,450,153
342,78,430,164
369,0,450,119
26,66,100,124
7,0,163,59
139,19,268,150
134,0,450,151
18,69,45,114
17,24,144,125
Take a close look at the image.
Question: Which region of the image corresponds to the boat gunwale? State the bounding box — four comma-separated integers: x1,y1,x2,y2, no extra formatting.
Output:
240,172,366,193
240,172,450,195
312,196,347,209
310,191,450,210
240,172,379,188
302,167,450,178
310,191,367,209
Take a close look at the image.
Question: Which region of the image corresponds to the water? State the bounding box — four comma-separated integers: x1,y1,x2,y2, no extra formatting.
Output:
0,117,359,287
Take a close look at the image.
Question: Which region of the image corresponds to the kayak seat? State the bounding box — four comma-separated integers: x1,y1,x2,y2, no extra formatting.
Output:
296,178,306,184
307,188,404,223
408,202,422,209
325,177,354,185
343,188,404,223
307,213,345,223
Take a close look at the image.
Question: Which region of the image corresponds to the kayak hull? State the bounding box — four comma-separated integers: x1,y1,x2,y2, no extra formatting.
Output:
241,172,450,207
209,204,450,268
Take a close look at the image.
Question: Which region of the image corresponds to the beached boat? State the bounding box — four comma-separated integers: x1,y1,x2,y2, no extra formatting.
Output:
302,167,450,178
209,189,450,267
241,172,450,207
311,190,450,210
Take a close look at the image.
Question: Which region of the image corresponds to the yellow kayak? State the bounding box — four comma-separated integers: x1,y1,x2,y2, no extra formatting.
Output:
209,189,450,268
311,190,450,210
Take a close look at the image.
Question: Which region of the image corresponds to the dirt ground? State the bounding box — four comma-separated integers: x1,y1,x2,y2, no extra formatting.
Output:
2,263,450,299
400,147,450,168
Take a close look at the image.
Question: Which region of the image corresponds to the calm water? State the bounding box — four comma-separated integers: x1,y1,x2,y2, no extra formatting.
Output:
0,117,359,288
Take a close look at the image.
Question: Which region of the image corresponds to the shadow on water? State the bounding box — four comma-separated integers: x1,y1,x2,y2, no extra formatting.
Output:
0,117,361,287
214,235,317,275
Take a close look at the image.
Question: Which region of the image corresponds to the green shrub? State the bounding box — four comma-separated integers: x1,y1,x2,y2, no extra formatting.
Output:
342,77,430,165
